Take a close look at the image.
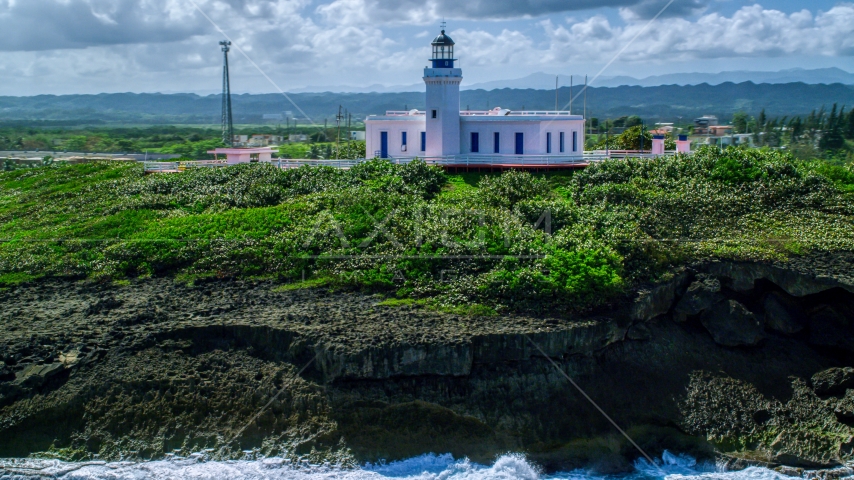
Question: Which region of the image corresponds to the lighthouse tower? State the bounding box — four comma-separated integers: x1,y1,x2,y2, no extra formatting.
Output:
424,29,461,158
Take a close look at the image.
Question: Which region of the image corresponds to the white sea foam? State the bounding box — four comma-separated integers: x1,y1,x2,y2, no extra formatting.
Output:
0,451,800,480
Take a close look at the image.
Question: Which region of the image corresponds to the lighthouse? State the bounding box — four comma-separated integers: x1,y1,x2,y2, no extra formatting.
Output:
424,29,462,157
365,27,585,163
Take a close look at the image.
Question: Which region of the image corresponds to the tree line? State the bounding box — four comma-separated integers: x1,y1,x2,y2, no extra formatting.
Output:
731,104,854,160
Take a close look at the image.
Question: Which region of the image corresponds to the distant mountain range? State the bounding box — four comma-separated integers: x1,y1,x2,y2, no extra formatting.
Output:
594,68,854,88
2,82,853,125
287,68,854,94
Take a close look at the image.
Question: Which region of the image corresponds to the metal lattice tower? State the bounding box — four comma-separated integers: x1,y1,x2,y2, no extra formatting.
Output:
220,41,234,147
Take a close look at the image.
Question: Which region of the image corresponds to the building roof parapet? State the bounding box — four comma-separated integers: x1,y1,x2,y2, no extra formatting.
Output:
384,110,426,116
460,110,577,116
207,147,275,154
380,109,579,117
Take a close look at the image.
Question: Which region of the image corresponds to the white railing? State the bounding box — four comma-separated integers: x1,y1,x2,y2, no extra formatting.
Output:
143,152,678,173
381,110,579,117
506,111,576,116
459,110,577,117
143,160,229,172
143,162,180,173
384,111,425,116
275,159,363,169
585,150,678,159
417,155,587,166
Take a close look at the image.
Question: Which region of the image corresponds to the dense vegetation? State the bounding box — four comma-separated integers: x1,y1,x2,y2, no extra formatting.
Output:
730,105,854,162
279,141,366,160
0,148,852,314
593,125,677,151
0,125,359,156
0,125,222,153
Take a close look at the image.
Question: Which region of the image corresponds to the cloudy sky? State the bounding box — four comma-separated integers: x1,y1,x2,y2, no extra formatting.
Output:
0,0,852,96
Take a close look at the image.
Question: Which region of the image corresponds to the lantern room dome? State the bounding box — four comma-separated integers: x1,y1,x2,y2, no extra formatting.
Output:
431,30,455,46
429,29,456,68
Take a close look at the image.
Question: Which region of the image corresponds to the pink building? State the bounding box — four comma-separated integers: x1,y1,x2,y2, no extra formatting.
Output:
366,29,585,162
207,147,274,164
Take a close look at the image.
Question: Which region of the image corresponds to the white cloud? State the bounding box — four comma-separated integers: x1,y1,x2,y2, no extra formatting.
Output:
314,0,699,26
539,4,854,64
449,29,536,67
0,1,851,95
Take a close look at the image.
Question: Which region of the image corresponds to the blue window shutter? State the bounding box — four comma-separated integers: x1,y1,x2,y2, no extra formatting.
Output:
421,132,426,151
494,132,500,153
380,132,388,159
547,132,552,154
471,132,479,153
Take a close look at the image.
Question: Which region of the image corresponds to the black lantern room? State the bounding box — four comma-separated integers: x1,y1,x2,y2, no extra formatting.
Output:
430,30,456,68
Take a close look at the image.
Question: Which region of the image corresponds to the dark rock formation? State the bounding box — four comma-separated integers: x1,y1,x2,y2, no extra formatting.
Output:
674,275,724,322
700,300,765,347
812,368,854,397
0,252,853,472
763,291,807,334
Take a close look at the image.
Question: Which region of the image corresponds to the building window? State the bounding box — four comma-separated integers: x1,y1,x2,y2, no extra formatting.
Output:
432,110,437,119
380,131,388,159
546,132,552,154
515,133,524,155
560,132,565,153
494,132,500,153
401,131,407,146
421,132,426,152
572,131,578,152
471,132,479,153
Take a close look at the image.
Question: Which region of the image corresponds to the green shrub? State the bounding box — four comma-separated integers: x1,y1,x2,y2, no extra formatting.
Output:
0,150,852,315
477,170,551,208
710,156,763,184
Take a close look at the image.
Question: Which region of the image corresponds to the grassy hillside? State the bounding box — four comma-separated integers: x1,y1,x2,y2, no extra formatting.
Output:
1,149,852,314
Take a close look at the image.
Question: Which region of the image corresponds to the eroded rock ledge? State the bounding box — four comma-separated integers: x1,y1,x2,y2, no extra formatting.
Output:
0,252,853,473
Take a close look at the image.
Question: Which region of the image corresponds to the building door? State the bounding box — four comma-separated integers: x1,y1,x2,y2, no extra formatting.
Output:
380,132,388,158
515,133,524,155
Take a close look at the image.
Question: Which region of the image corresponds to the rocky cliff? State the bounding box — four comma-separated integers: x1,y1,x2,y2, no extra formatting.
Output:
1,252,853,473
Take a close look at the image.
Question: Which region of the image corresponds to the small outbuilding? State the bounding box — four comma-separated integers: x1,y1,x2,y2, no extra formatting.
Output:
207,147,274,164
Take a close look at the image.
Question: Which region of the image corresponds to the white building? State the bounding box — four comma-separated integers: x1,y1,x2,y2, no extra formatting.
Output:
366,30,585,163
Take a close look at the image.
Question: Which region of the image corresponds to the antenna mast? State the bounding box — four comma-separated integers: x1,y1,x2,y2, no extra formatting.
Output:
569,76,573,115
220,41,234,147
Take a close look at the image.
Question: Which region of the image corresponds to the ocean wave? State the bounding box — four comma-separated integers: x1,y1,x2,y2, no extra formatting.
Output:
0,451,793,480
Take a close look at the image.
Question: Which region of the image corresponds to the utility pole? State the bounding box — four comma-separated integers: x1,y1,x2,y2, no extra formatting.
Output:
220,41,234,147
347,112,351,149
336,105,343,158
584,75,588,139
606,127,610,158
555,76,559,111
